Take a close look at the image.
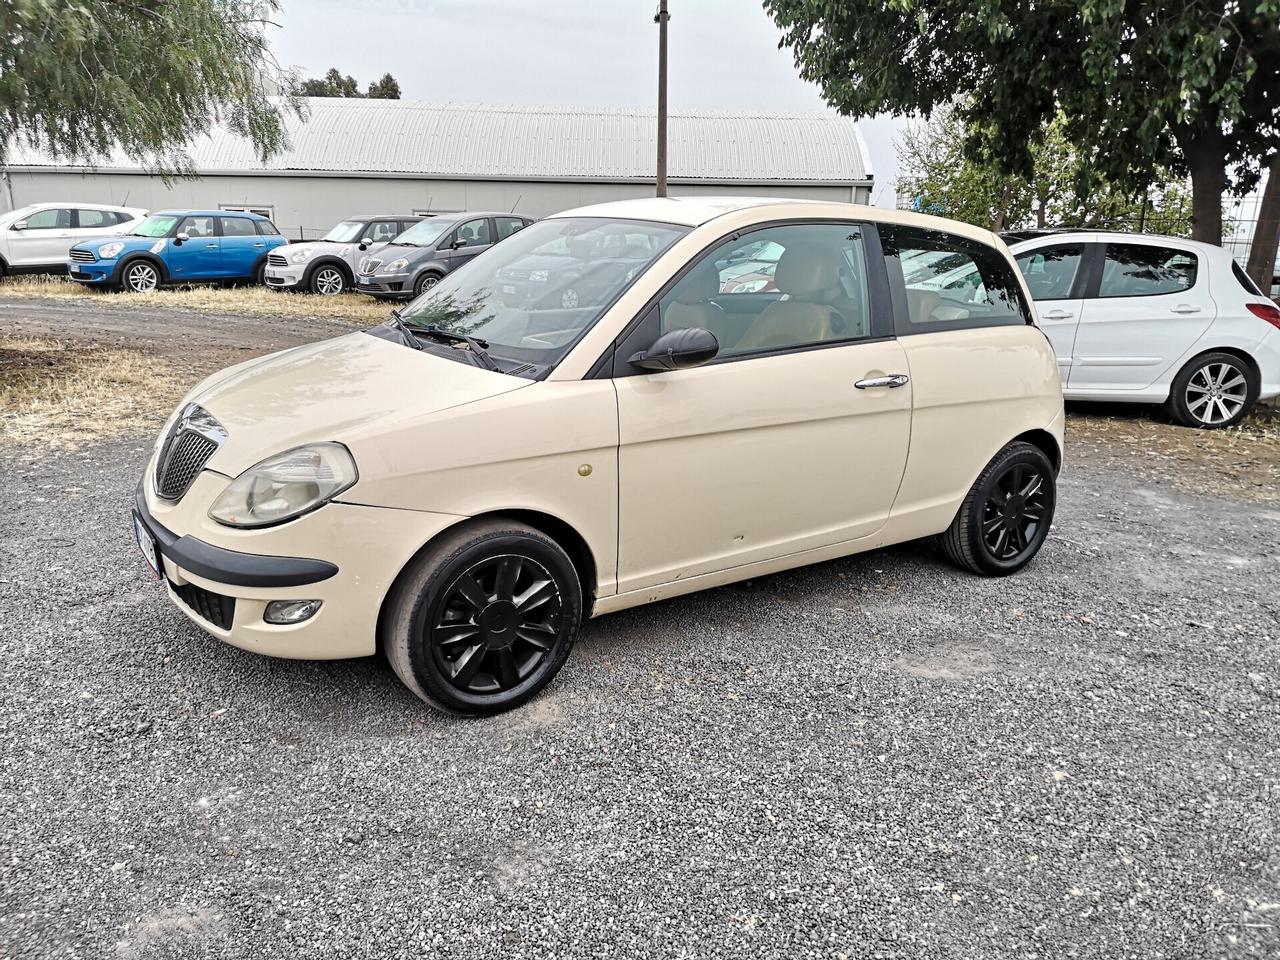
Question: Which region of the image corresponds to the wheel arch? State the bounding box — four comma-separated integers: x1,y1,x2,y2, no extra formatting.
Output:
304,256,354,286
413,265,446,292
118,252,170,285
1010,428,1061,474
375,508,599,653
1169,345,1261,400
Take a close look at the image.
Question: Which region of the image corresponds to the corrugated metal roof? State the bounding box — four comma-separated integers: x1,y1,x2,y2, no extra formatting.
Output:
6,99,871,185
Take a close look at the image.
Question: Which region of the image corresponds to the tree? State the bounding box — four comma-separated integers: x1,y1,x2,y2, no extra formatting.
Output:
0,0,298,170
298,69,401,99
899,109,1194,235
1246,156,1280,290
766,1,1280,245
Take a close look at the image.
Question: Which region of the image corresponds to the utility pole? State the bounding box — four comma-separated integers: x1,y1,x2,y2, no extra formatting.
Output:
655,0,669,197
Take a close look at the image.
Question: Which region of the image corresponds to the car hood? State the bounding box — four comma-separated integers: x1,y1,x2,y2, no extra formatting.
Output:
291,240,367,260
372,242,436,264
70,234,164,252
185,331,528,476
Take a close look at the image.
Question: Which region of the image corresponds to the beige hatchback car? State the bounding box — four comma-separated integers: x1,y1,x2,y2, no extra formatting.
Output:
134,198,1064,714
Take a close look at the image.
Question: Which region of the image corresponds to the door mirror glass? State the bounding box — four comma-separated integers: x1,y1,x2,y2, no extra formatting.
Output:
11,220,26,231
629,327,719,372
175,232,190,243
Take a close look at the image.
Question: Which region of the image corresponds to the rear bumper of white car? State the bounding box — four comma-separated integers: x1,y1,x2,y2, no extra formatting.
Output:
1256,328,1280,401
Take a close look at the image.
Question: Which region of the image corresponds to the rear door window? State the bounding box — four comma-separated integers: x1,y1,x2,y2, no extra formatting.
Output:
496,216,527,241
1097,244,1197,297
1014,244,1084,300
220,217,257,237
882,226,1031,332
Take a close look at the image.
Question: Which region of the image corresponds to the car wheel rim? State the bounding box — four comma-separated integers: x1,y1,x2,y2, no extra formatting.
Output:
981,462,1048,563
315,268,343,295
430,554,562,695
127,264,157,292
419,276,438,295
561,288,579,309
1186,361,1247,425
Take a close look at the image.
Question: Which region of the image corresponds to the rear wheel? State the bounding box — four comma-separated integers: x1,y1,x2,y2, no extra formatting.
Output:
937,441,1056,576
120,259,159,293
310,265,347,296
1166,351,1257,428
385,519,582,715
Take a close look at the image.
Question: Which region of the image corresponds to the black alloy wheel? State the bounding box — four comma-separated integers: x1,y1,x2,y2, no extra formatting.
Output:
938,441,1056,576
385,519,582,714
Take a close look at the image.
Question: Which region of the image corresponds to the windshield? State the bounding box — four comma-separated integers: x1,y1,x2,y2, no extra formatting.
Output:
397,217,688,373
390,218,454,247
129,215,180,238
322,220,365,243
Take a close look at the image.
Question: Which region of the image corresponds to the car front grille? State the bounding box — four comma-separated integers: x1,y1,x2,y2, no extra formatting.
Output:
69,249,96,263
360,258,382,274
154,404,225,501
267,253,289,267
170,580,235,630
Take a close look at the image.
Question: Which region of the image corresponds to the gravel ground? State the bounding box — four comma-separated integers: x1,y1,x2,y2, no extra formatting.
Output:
0,298,1278,959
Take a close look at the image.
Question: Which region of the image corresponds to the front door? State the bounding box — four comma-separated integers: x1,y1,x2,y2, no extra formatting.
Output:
9,207,74,266
217,216,267,279
1070,241,1214,392
613,222,911,594
167,215,221,280
446,218,493,271
1012,241,1088,385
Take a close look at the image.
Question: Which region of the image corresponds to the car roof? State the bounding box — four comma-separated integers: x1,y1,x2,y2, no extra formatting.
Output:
151,209,269,219
11,201,144,211
1009,230,1229,256
350,214,425,221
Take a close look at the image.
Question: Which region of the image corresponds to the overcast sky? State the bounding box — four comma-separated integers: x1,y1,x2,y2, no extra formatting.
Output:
268,0,907,206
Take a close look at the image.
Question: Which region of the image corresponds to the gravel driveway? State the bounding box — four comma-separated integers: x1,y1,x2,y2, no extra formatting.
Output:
1,298,1277,959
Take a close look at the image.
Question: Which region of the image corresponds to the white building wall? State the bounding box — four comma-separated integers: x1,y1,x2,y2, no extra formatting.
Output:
1,170,868,240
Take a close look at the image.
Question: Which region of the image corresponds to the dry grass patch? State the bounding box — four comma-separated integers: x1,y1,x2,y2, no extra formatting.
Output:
0,337,189,448
0,275,387,324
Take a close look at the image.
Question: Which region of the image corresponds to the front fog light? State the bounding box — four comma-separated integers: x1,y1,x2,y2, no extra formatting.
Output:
264,599,322,625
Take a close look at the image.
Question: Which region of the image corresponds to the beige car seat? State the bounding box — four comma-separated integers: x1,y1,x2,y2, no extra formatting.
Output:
664,261,730,346
736,242,846,352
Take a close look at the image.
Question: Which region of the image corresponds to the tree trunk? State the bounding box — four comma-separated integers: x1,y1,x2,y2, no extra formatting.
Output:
1184,133,1226,244
1246,153,1280,292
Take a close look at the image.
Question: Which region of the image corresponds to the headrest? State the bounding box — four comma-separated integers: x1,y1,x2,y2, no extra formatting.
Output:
675,261,722,303
774,241,841,297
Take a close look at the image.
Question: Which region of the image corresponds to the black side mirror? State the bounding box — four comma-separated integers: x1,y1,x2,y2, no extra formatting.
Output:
451,237,467,249
628,327,719,372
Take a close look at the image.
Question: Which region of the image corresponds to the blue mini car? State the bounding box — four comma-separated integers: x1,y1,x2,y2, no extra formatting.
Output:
67,210,288,292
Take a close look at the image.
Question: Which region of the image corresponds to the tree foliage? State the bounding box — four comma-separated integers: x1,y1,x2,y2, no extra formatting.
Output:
899,109,1194,235
0,0,299,170
766,0,1280,244
299,69,401,99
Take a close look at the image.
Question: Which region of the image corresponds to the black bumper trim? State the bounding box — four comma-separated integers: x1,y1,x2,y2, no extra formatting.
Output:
135,482,339,588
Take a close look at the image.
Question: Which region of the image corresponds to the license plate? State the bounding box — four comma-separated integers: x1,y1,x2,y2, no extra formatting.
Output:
265,268,283,279
133,512,162,579
502,284,517,295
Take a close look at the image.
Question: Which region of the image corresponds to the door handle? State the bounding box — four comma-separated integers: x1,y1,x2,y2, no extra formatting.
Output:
1041,309,1074,320
253,242,265,248
855,374,910,389
206,243,218,249
1170,304,1201,314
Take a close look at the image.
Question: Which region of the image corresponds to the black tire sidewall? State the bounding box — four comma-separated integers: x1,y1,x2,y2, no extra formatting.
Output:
414,272,441,298
964,445,1056,576
1168,352,1258,428
403,527,581,714
309,264,346,295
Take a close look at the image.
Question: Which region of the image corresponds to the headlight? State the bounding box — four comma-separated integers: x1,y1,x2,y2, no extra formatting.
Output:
289,247,314,264
383,258,409,273
98,241,125,259
208,442,357,528
529,270,549,282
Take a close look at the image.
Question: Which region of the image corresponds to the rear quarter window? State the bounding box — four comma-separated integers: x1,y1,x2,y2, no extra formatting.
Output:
1232,260,1263,297
1097,244,1197,297
881,225,1032,334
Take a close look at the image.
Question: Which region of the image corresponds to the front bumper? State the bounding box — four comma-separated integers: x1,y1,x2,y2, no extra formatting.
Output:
67,258,121,285
264,263,306,290
356,272,412,299
134,472,465,659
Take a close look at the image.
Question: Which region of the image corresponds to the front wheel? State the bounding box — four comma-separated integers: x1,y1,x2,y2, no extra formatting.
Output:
937,441,1056,576
310,265,347,296
120,260,160,293
1166,351,1257,428
413,272,441,298
384,519,582,715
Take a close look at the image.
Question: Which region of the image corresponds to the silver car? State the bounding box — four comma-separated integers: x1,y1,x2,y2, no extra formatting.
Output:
264,215,423,295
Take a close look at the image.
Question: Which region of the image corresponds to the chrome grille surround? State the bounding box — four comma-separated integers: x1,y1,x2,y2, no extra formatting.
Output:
69,249,96,263
154,403,227,501
360,257,382,275
267,252,289,267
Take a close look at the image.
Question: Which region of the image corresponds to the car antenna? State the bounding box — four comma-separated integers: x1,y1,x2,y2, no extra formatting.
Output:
509,194,522,213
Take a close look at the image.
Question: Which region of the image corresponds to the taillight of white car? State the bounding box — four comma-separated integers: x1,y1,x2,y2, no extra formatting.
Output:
1246,302,1280,331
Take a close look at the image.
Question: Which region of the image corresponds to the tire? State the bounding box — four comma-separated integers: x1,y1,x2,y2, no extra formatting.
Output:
120,259,160,293
309,264,347,296
384,518,582,715
253,260,267,286
1166,351,1258,428
937,441,1056,576
413,272,441,298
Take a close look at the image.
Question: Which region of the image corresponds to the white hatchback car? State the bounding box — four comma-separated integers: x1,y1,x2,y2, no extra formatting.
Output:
0,202,146,275
133,198,1064,714
1005,232,1280,427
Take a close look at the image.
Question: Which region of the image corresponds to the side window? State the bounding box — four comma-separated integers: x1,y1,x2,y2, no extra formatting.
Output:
362,221,399,243
454,219,492,247
254,220,280,236
658,223,872,358
1097,244,1197,297
77,209,113,229
1232,260,1263,296
1014,244,1084,300
882,226,1030,332
220,217,256,237
177,216,217,238
22,208,71,230
495,216,526,241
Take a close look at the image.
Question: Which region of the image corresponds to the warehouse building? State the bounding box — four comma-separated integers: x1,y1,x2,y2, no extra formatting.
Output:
0,99,874,238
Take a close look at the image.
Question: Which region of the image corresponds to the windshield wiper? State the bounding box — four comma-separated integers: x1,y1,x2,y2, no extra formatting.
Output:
411,324,501,372
386,309,422,350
